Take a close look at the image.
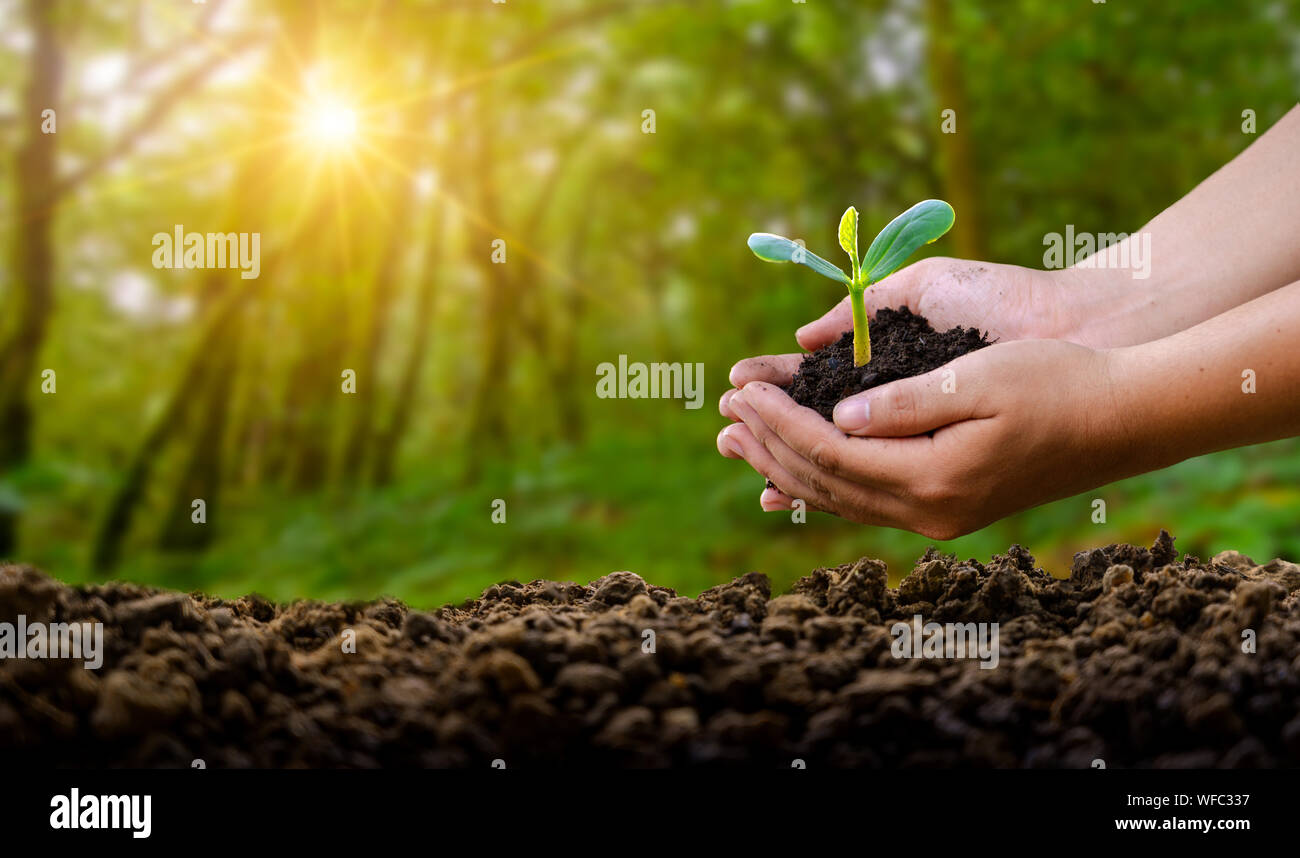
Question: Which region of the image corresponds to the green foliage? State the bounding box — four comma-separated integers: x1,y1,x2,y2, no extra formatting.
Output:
838,205,860,282
746,233,849,284
861,199,955,285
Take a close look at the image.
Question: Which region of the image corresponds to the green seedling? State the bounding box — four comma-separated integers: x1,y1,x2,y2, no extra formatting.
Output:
747,199,955,365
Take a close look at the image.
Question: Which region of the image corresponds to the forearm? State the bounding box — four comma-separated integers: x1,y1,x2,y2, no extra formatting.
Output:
1107,278,1300,472
1061,104,1300,345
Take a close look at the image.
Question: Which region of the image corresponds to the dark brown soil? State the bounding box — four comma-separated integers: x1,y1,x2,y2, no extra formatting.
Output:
786,306,992,421
4,531,1300,768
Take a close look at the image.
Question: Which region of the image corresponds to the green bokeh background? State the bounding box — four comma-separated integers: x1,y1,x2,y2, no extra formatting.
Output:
2,0,1298,606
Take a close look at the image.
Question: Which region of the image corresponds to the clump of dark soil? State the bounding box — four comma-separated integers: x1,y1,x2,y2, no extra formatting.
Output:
4,531,1300,768
786,306,992,421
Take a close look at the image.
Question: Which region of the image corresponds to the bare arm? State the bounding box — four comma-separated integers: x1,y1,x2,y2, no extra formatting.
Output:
795,105,1300,353
1108,278,1300,468
1065,103,1300,346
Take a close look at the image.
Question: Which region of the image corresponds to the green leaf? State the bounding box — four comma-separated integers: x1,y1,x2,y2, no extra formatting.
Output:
860,199,955,284
747,233,850,284
837,206,859,281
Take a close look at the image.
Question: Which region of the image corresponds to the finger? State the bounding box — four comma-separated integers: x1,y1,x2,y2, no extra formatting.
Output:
735,382,926,489
831,363,984,437
718,423,826,507
717,423,743,458
719,388,740,421
758,487,828,515
728,353,805,389
729,389,910,523
760,486,794,511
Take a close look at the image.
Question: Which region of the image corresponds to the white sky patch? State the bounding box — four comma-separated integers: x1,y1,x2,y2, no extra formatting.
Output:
210,0,255,35
526,148,557,175
413,168,440,201
667,212,697,244
579,29,615,60
81,88,147,143
0,15,31,54
79,53,128,97
783,82,815,115
69,237,114,289
107,270,153,316
107,271,193,323
163,294,196,323
549,97,589,128
564,67,597,100
867,51,903,90
862,3,924,94
599,118,633,144
210,47,265,87
764,219,792,240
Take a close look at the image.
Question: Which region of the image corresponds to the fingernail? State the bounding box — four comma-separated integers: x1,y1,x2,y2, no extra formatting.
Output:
720,426,745,458
795,323,813,341
833,397,870,432
760,487,785,510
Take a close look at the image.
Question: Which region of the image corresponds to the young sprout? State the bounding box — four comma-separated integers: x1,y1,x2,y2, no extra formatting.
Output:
747,200,955,365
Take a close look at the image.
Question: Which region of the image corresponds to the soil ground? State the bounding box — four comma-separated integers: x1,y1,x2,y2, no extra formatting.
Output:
4,532,1300,767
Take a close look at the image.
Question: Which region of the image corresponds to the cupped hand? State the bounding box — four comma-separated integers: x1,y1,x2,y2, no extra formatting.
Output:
717,339,1132,538
793,255,1126,353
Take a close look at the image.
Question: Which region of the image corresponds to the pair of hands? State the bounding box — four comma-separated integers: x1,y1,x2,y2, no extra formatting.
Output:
717,257,1138,539
721,107,1300,537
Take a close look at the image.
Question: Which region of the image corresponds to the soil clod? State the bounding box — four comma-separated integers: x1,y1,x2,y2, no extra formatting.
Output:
785,306,992,421
3,531,1298,768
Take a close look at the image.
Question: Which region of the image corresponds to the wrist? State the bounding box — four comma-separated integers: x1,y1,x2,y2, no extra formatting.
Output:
1048,265,1162,348
1099,339,1203,474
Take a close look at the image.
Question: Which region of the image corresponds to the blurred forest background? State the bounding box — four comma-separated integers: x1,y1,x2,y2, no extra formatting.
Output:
1,0,1298,606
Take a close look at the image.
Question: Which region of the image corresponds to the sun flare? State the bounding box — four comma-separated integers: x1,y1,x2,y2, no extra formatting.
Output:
297,96,359,149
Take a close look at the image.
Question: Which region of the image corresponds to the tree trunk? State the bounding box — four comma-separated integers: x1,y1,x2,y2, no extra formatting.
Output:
157,315,242,550
92,281,251,571
90,0,308,570
463,121,512,474
339,181,418,485
286,277,348,493
0,0,62,556
372,210,445,486
925,0,985,259
550,188,595,444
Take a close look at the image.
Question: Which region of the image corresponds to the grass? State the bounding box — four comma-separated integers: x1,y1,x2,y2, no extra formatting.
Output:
20,417,1300,609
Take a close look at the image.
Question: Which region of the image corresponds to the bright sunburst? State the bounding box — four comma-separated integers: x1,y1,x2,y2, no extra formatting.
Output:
297,94,360,149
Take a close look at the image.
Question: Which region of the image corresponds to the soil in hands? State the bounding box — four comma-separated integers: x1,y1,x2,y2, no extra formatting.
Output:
4,531,1300,768
785,306,992,421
